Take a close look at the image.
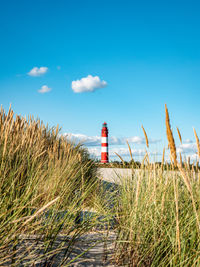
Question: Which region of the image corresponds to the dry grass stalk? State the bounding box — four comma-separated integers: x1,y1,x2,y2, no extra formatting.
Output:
188,156,190,167
141,151,148,167
115,152,125,165
141,125,149,148
135,174,142,209
22,197,60,227
196,160,199,172
173,174,181,254
178,163,200,233
176,127,182,144
165,104,177,167
192,163,195,180
193,128,200,158
161,147,165,167
179,153,182,166
126,140,133,162
145,149,150,165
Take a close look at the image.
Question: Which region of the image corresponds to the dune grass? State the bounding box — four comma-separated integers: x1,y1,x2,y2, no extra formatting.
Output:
1,104,200,266
0,106,99,266
95,104,200,266
109,164,200,266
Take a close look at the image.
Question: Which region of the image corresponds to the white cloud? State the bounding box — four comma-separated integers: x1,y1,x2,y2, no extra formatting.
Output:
71,75,107,93
126,136,161,145
175,142,199,162
63,133,161,160
63,133,101,146
184,139,193,144
187,153,198,162
38,85,51,94
28,67,48,76
87,147,146,158
110,147,146,157
63,133,160,146
164,141,199,163
126,136,144,144
177,143,197,154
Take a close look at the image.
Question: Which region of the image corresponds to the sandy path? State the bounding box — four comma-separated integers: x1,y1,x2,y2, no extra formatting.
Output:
6,232,116,266
3,169,125,267
97,167,135,184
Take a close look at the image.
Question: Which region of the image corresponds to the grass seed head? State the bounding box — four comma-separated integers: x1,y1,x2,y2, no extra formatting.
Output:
165,104,177,167
142,125,149,148
193,128,200,158
176,127,182,144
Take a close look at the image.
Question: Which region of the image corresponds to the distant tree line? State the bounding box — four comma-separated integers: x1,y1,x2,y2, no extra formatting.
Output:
95,159,200,171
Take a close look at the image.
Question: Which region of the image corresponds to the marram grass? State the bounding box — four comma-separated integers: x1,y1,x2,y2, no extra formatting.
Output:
0,106,99,266
1,104,200,266
96,105,200,266
111,168,200,266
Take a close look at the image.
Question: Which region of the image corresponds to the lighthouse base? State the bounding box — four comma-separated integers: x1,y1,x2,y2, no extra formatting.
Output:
101,160,109,163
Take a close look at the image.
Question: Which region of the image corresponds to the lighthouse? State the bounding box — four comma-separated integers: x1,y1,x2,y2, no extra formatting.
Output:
101,122,109,163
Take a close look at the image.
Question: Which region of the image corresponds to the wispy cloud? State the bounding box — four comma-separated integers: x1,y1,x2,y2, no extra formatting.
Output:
184,139,193,144
28,67,48,77
63,133,160,146
88,147,146,158
71,75,107,93
163,141,198,162
38,85,51,94
64,133,199,161
62,133,162,160
63,133,101,146
177,142,197,154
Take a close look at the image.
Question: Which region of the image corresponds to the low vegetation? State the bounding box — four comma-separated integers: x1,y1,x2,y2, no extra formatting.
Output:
0,106,98,266
1,104,200,266
99,104,200,266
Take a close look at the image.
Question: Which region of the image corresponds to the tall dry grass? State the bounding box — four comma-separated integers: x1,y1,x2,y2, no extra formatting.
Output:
1,104,200,266
0,106,98,266
98,104,200,266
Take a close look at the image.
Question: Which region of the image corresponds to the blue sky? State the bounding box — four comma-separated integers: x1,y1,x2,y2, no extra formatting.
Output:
1,0,200,161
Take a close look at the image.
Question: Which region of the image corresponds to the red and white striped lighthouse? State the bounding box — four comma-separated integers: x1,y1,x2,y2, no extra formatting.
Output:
101,122,109,163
